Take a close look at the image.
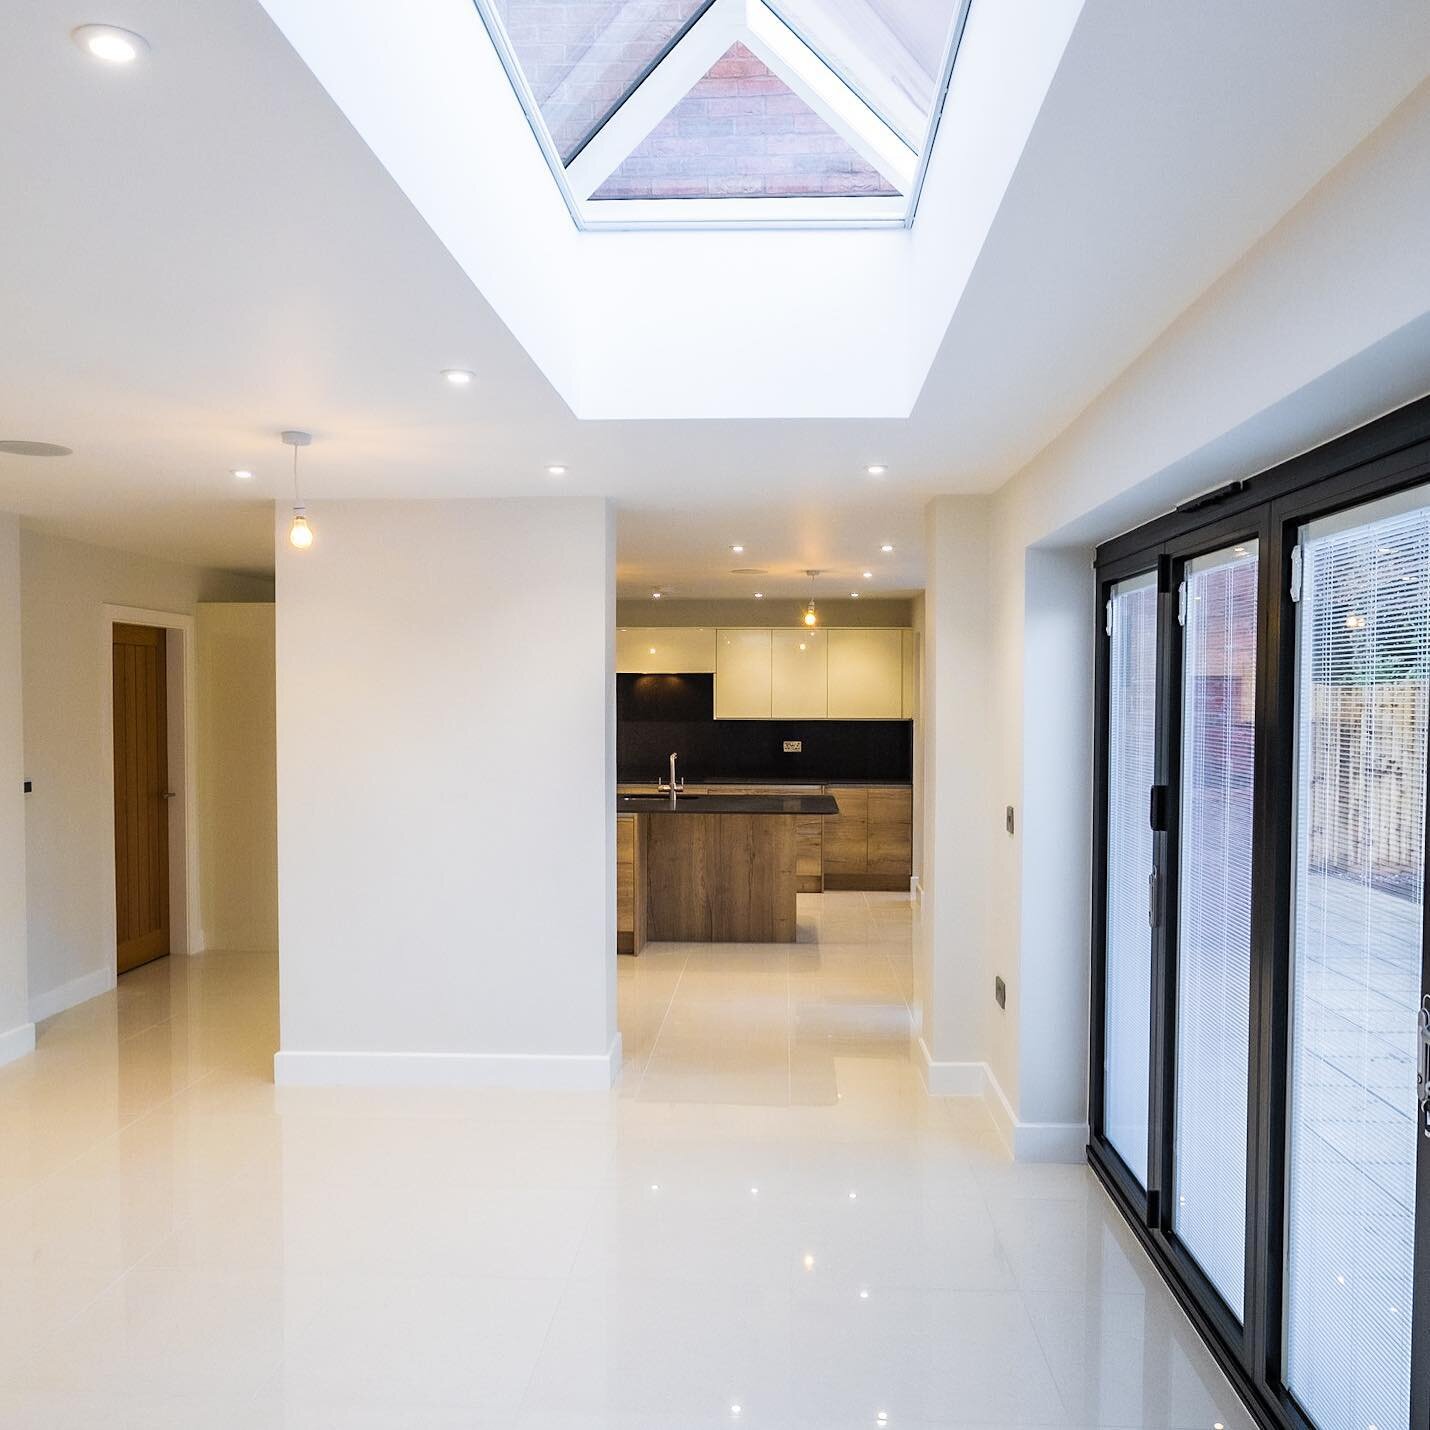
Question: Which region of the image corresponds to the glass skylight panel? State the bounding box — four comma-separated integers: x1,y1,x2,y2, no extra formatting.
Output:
592,43,898,199
491,0,709,162
476,0,962,223
764,0,960,147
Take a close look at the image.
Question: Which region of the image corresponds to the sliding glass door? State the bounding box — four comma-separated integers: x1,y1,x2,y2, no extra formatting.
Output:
1089,399,1430,1430
1283,490,1429,1430
1173,541,1258,1322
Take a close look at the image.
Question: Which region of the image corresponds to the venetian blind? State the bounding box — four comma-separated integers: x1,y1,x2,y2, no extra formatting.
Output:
1285,487,1428,1430
1173,542,1257,1320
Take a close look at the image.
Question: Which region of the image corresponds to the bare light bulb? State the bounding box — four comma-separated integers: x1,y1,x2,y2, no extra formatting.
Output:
804,604,817,627
289,510,313,549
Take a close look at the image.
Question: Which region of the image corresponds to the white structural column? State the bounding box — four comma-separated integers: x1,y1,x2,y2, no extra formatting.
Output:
0,514,32,1066
916,496,992,1096
273,498,619,1089
984,533,1094,1161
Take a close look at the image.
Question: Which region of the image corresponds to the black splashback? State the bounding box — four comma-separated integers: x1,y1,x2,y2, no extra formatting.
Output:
617,673,911,784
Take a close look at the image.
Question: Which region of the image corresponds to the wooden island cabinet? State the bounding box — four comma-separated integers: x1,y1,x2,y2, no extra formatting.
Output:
616,781,912,950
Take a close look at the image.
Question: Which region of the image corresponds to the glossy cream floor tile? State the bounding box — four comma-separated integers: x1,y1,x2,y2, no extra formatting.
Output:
0,902,1257,1428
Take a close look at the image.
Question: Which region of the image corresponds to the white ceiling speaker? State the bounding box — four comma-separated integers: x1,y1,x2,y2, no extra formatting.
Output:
0,440,73,457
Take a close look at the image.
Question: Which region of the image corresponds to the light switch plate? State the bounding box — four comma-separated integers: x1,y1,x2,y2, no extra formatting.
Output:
783,740,802,753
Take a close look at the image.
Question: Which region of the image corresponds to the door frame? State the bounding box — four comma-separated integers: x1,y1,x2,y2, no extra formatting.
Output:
99,605,201,970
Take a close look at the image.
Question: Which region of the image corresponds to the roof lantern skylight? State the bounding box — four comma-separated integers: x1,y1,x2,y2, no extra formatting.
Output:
478,0,970,229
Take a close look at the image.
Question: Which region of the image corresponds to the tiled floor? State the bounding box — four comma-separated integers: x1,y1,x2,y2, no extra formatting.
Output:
0,892,1255,1428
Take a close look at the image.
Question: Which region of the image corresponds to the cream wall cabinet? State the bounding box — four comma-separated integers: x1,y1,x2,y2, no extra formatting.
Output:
826,628,904,719
617,626,717,674
714,628,773,719
901,629,918,719
624,625,913,720
770,629,828,718
616,627,717,674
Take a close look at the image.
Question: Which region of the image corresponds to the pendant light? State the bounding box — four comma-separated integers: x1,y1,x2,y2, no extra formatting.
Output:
282,430,314,549
803,569,822,628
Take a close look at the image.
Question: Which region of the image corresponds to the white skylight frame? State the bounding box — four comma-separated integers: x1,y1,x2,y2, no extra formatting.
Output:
471,0,972,231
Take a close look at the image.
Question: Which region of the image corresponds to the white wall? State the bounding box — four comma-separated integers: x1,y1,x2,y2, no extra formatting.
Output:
273,497,618,1088
919,76,1430,1159
20,529,272,1020
917,496,991,1089
0,516,30,1064
197,603,278,952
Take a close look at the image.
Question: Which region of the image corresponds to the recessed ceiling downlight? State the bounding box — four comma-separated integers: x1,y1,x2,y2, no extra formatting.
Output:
72,24,149,64
441,368,475,386
0,440,73,458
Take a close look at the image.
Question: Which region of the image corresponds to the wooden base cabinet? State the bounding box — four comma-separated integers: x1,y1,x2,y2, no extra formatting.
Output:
616,813,647,954
823,785,912,891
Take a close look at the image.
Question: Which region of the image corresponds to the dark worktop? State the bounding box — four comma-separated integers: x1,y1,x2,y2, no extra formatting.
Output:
617,792,839,816
618,777,910,791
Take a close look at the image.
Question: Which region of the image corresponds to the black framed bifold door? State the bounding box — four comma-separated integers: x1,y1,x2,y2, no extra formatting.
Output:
1169,536,1260,1329
1088,397,1430,1430
1278,486,1430,1430
1100,567,1159,1197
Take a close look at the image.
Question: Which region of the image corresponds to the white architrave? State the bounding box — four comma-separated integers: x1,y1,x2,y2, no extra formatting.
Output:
580,192,905,228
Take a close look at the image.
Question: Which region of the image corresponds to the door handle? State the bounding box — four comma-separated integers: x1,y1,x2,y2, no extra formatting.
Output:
1147,870,1158,929
162,791,177,799
1418,996,1429,1139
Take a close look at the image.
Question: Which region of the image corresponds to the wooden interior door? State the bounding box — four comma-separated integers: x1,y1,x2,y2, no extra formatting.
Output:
113,623,170,973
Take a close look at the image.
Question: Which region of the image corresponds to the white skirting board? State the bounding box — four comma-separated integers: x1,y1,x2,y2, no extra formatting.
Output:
29,965,116,1024
916,1038,1088,1164
0,1020,36,1067
274,1032,624,1092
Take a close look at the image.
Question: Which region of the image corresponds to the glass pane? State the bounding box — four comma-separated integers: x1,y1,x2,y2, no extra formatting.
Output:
1173,542,1257,1319
591,43,899,200
491,0,708,163
1104,571,1158,1187
1285,489,1427,1430
765,0,961,147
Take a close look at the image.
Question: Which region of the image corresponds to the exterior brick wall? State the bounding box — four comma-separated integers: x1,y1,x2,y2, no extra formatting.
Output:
494,0,704,161
591,42,898,199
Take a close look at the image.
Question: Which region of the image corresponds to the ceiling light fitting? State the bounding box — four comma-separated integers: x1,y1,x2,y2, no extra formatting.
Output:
881,544,894,553
866,464,888,477
546,464,567,476
282,430,314,550
231,468,254,481
72,23,148,63
803,570,822,628
441,368,475,386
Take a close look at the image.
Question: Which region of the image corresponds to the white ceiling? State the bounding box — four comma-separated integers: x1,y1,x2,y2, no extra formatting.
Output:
1,0,1427,595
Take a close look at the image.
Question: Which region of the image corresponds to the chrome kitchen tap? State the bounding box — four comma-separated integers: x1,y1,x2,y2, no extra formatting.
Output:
658,751,685,805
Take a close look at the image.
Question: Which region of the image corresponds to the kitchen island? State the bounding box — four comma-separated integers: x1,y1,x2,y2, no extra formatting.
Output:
617,791,839,950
